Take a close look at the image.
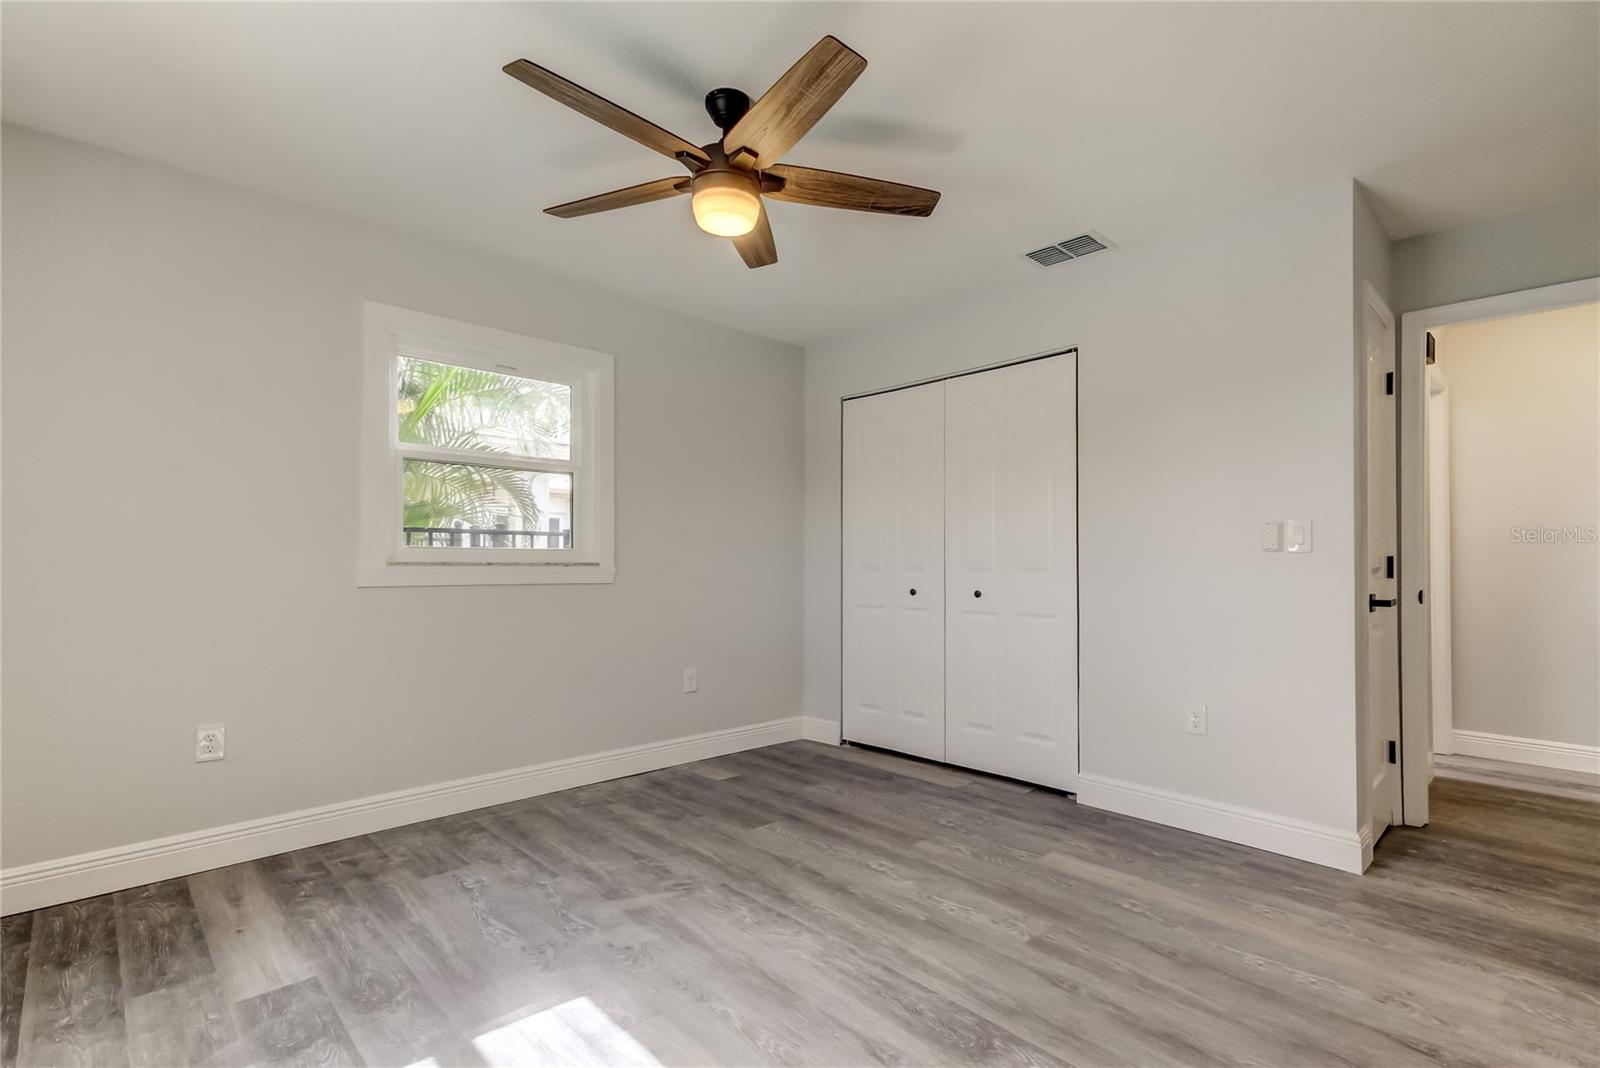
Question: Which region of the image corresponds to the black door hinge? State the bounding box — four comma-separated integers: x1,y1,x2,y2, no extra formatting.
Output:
1385,371,1394,396
1387,740,1397,765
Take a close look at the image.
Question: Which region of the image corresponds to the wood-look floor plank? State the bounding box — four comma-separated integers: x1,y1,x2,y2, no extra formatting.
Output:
1,914,34,1068
124,977,236,1068
1435,753,1600,801
188,864,315,1005
4,740,1597,1067
252,853,458,1068
215,976,364,1067
14,900,127,1068
340,860,576,1039
113,879,215,1000
806,742,980,787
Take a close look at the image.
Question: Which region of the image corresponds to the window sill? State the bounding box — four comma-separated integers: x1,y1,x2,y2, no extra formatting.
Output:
355,564,616,587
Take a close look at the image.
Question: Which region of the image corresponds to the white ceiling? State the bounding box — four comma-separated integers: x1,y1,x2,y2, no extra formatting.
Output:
4,3,1595,345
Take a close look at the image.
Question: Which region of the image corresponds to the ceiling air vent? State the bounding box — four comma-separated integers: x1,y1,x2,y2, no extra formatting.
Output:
1024,245,1073,267
1023,231,1114,268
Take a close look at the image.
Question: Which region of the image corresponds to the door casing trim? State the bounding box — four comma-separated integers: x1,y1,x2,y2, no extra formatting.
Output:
1361,282,1402,840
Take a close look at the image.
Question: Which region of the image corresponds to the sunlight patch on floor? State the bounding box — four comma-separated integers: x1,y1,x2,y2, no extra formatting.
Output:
472,996,662,1066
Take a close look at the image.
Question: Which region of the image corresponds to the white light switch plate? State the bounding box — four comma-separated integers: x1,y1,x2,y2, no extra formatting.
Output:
1285,519,1313,552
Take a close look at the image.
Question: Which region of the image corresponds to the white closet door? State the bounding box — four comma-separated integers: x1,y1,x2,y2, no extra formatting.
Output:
842,381,946,760
945,356,1077,789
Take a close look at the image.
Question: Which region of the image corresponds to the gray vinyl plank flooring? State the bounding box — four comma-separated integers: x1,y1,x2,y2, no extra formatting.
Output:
12,899,126,1067
2,915,34,1068
1434,753,1600,802
3,740,1597,1067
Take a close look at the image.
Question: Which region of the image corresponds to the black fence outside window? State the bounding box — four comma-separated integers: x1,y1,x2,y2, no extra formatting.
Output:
404,526,572,549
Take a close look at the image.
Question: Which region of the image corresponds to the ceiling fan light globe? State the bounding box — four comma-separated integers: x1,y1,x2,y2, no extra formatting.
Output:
691,171,761,237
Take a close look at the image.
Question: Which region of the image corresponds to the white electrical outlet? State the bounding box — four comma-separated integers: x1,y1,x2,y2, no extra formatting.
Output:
195,725,226,762
1183,703,1207,736
682,667,698,694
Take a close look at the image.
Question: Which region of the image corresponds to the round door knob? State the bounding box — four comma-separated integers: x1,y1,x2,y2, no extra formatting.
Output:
973,589,983,598
909,588,917,596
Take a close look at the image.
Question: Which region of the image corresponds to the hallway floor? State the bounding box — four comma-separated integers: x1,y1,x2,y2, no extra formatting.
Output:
1433,751,1600,802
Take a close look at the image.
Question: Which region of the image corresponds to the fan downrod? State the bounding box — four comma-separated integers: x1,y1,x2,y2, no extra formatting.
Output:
704,88,751,132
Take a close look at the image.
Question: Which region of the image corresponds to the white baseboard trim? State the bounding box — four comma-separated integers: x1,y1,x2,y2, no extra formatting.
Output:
0,716,806,916
1075,773,1366,874
1452,729,1600,774
799,716,842,744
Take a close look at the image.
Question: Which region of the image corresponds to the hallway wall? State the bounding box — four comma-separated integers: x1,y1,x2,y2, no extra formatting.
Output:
1433,302,1600,752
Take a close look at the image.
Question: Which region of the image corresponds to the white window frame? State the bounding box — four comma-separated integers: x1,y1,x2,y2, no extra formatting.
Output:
357,302,615,586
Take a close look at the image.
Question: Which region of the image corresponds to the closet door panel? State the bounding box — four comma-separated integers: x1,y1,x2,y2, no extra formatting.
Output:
842,382,946,760
946,355,1078,789
999,355,1078,790
945,370,1008,771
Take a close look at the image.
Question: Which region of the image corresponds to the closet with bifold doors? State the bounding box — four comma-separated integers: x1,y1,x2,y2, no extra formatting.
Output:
841,351,1078,791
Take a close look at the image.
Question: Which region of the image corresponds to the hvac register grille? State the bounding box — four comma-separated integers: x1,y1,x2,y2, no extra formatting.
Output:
1024,232,1112,268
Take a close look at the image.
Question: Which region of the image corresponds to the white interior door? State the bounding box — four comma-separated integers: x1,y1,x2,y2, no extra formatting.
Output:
842,382,946,760
1365,290,1403,838
945,356,1078,789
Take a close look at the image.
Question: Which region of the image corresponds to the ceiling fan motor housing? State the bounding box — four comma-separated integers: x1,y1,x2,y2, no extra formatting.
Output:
704,87,751,132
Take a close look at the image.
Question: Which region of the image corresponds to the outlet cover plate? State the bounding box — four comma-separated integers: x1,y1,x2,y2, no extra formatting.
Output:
1183,703,1207,736
196,725,225,762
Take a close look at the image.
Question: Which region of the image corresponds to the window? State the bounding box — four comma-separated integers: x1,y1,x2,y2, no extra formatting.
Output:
359,303,614,585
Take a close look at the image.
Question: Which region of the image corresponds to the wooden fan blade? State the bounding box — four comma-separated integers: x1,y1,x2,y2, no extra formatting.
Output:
504,59,709,165
723,36,866,167
733,202,778,268
764,164,940,217
545,177,689,218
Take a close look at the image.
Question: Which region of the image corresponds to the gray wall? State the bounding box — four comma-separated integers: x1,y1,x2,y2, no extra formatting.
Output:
1392,198,1600,313
1435,304,1600,747
1,126,805,869
804,180,1362,835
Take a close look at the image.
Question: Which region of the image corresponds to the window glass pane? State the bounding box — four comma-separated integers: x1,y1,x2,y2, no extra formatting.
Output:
403,460,573,550
397,355,571,461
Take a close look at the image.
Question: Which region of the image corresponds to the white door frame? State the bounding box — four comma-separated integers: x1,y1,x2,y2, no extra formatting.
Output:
1426,365,1453,759
1397,276,1600,826
1362,282,1402,844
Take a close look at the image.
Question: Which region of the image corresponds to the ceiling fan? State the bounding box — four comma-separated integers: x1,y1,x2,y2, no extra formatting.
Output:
503,36,940,269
